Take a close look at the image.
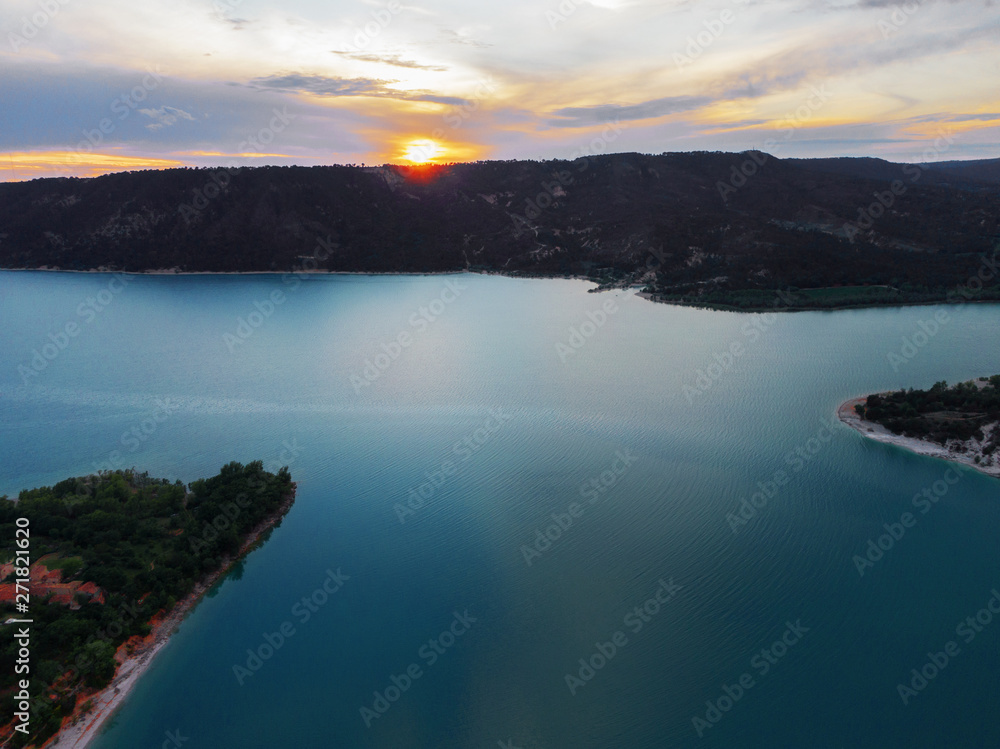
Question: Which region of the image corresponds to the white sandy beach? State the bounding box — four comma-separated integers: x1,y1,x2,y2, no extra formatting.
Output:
47,638,171,749
44,565,223,749
837,396,1000,478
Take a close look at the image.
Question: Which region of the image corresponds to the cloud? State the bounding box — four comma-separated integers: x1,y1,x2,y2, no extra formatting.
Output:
331,51,448,71
546,95,713,127
247,73,469,106
139,106,196,131
1,0,997,172
438,28,491,48
949,113,1000,122
714,15,1000,98
0,62,373,166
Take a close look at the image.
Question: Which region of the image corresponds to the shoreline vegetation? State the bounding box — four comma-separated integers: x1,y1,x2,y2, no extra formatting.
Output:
838,377,1000,479
2,266,999,313
0,463,296,749
639,286,1000,312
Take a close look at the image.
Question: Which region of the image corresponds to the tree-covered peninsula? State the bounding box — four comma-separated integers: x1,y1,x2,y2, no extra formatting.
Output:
0,462,295,748
843,377,1000,475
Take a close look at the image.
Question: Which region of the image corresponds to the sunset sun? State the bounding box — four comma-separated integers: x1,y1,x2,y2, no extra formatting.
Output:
402,139,442,164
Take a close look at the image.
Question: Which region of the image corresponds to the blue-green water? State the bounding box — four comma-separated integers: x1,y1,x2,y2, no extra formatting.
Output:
1,271,998,748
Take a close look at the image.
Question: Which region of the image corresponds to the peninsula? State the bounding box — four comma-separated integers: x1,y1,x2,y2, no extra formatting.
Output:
0,462,295,748
838,377,1000,478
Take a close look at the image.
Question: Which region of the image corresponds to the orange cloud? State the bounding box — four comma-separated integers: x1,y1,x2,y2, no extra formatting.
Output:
0,151,185,181
901,117,1000,140
172,150,303,159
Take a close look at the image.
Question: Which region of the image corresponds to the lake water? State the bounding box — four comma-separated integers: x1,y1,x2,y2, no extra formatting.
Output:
1,271,998,748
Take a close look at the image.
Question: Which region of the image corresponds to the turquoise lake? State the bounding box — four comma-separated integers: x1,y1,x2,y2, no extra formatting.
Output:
1,271,998,748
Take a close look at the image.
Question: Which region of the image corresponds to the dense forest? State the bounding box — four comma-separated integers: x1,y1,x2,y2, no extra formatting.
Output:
856,377,1000,458
1,153,999,310
0,462,294,747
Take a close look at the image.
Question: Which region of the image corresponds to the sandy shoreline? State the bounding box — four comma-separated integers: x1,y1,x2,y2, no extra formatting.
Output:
46,638,171,749
837,396,1000,478
44,487,296,749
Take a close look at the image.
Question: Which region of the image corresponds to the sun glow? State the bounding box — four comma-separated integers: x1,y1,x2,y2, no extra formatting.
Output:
0,151,185,181
402,139,442,164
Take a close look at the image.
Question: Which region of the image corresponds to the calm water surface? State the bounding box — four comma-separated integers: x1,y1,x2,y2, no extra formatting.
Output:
0,271,998,748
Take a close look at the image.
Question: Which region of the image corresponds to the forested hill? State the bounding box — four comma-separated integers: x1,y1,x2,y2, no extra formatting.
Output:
1,152,999,308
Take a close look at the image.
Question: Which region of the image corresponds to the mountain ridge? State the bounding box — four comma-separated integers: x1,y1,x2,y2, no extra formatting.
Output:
2,152,998,308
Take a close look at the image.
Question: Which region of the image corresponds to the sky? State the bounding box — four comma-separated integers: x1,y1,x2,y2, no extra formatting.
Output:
1,0,998,180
